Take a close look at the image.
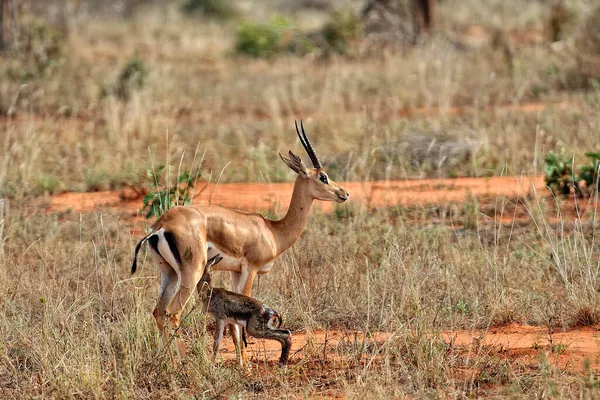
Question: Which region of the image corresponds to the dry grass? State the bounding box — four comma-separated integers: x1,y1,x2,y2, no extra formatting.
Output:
1,196,599,397
1,0,600,398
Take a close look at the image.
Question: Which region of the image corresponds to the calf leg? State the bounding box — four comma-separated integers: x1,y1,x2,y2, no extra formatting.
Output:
246,318,292,366
212,319,226,362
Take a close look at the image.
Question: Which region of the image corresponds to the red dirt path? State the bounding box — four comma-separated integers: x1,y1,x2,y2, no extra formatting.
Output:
45,175,545,216
217,325,600,373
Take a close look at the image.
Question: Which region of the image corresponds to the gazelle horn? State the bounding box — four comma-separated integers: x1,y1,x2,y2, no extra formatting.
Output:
295,120,322,169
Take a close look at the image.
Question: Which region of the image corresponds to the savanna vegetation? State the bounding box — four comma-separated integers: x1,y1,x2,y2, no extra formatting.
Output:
0,0,600,398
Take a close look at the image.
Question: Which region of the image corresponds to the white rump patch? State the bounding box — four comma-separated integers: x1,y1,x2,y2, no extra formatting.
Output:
151,228,182,293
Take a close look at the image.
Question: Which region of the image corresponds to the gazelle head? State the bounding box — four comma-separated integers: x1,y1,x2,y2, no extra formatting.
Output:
200,254,223,287
279,121,349,203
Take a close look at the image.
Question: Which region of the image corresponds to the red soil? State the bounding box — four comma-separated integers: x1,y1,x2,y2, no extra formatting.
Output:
216,324,600,373
44,175,545,216
444,324,600,373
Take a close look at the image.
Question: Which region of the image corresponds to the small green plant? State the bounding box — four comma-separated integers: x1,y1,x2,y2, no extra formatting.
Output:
116,58,149,100
181,0,237,20
455,299,470,314
544,150,578,196
143,166,197,219
578,152,600,195
552,343,568,355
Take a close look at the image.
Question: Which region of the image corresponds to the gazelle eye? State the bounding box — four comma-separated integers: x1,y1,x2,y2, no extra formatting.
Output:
319,174,329,184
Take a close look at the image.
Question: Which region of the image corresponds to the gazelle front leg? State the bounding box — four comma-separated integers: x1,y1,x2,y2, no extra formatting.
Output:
240,268,258,297
238,268,258,365
229,271,245,367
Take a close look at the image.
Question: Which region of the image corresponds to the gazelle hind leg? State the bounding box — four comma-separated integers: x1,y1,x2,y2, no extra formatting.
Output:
155,270,179,364
154,229,207,361
166,268,203,359
148,246,180,364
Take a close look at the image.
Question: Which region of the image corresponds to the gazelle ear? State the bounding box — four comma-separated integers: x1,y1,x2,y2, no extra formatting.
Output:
279,151,308,175
207,254,223,268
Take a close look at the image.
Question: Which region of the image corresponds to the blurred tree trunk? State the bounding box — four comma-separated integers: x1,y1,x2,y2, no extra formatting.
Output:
0,0,15,52
0,0,6,51
361,0,436,44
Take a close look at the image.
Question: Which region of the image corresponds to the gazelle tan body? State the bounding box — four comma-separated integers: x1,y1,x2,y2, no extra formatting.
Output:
131,121,349,365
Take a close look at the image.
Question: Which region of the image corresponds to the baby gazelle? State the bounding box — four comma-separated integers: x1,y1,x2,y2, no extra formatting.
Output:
198,255,292,366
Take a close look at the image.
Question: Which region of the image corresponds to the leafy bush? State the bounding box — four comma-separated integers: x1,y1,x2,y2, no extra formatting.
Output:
321,10,362,55
181,0,237,20
544,151,600,197
235,21,280,58
578,152,600,195
116,58,149,100
234,12,363,58
544,151,577,196
235,17,292,58
142,166,197,219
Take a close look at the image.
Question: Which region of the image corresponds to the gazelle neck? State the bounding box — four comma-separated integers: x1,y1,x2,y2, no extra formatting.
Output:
271,176,314,254
198,271,212,299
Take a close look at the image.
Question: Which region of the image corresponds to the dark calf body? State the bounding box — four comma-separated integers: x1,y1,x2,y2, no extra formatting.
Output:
198,255,292,366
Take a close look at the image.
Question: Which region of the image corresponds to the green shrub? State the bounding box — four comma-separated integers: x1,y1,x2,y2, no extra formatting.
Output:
321,11,362,55
234,12,362,58
235,17,291,58
181,0,237,20
116,58,149,100
544,151,578,196
544,151,600,197
578,152,600,195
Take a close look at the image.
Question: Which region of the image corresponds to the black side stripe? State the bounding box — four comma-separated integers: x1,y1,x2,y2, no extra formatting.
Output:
148,235,159,256
163,231,182,266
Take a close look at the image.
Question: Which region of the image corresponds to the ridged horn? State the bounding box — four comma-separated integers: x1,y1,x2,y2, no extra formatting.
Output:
295,120,322,169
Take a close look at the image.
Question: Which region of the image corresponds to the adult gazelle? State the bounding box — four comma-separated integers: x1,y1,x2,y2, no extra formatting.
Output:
131,121,349,365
